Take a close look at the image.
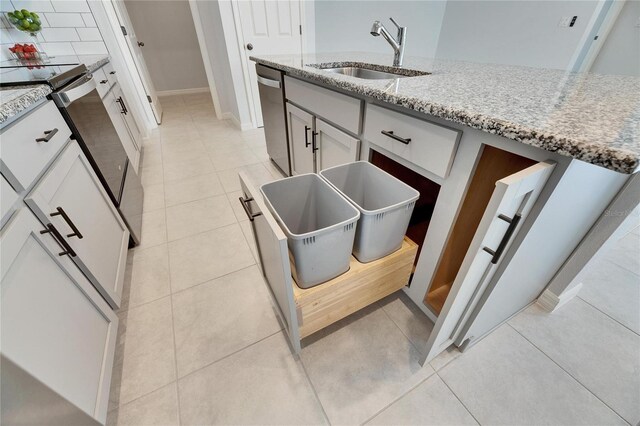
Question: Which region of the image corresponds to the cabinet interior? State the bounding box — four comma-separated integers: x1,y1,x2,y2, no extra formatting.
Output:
369,150,442,273
424,145,537,315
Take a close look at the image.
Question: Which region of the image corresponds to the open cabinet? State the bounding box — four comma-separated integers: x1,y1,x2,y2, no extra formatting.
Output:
238,172,418,352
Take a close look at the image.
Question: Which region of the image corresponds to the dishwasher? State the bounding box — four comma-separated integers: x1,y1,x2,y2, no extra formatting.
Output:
256,64,291,176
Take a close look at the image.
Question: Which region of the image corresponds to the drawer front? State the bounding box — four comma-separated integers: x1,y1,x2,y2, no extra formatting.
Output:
103,62,117,87
92,67,111,98
285,76,362,134
364,104,461,179
0,101,72,192
1,173,19,226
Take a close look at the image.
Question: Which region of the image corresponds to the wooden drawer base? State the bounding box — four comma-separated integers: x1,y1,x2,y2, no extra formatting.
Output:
294,237,418,339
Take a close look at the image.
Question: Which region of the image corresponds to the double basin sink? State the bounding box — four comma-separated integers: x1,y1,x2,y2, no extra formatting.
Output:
310,63,429,80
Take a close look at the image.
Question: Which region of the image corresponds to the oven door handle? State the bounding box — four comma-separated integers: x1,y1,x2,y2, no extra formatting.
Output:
52,74,97,107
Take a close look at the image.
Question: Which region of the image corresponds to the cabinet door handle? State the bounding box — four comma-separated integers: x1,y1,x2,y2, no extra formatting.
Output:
50,206,83,239
312,131,319,152
381,130,411,145
304,125,311,147
40,223,77,257
482,213,521,264
116,96,128,115
100,79,108,84
109,70,116,75
35,128,58,143
238,196,262,222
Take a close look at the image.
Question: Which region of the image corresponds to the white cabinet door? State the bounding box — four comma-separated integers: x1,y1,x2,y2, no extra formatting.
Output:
422,161,556,362
286,102,314,175
315,118,360,171
1,208,118,424
239,172,301,353
25,142,129,308
105,84,140,171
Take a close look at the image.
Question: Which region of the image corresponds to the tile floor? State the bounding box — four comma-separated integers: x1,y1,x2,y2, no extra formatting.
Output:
107,93,640,426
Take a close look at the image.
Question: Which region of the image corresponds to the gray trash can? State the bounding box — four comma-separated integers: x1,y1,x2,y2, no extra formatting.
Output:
320,161,420,262
260,173,360,288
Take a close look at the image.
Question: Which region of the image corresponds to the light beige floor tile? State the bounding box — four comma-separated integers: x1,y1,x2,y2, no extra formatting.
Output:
178,332,327,425
429,346,463,372
168,223,255,292
161,145,208,167
136,209,166,250
140,164,163,187
172,265,281,377
263,160,287,179
239,219,259,264
210,146,261,171
579,258,640,334
252,144,270,162
509,300,640,424
227,190,249,222
301,304,435,425
163,156,214,183
123,244,170,310
602,232,640,275
109,297,176,408
107,383,178,426
367,374,478,425
218,163,276,193
141,145,162,168
165,194,236,241
164,173,224,207
141,183,164,212
379,291,434,355
438,325,626,425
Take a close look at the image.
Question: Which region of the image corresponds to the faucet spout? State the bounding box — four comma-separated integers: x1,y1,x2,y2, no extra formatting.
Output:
370,18,406,67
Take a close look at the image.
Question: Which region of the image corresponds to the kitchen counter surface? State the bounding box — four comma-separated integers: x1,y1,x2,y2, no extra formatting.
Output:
0,84,51,125
251,52,640,174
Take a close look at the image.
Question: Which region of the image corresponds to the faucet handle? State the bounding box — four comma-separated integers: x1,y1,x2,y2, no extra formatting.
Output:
389,17,402,30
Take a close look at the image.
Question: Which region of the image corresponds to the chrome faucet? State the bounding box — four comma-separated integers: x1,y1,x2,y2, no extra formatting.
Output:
370,17,407,67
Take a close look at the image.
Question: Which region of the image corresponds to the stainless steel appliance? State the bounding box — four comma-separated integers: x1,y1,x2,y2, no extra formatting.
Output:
0,62,143,244
256,64,290,176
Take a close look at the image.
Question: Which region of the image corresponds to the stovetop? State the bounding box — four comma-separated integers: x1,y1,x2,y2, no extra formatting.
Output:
0,60,87,90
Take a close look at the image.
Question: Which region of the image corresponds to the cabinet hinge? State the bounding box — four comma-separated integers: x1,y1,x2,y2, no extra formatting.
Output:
299,25,302,35
147,95,152,103
120,26,127,36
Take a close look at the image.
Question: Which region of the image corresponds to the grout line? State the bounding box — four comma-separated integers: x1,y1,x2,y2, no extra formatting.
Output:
377,297,427,359
297,356,332,425
436,371,482,425
359,374,433,425
576,295,640,337
507,323,631,426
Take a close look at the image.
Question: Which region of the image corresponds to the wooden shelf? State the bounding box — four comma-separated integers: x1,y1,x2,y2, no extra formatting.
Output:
294,237,418,339
426,283,452,314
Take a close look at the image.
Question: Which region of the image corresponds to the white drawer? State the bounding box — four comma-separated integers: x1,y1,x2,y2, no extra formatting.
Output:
0,101,72,191
103,62,117,87
285,76,362,134
92,67,111,98
364,104,461,179
1,173,19,226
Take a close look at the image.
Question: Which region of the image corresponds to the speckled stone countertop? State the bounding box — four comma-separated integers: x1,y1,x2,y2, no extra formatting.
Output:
251,52,640,174
0,84,51,125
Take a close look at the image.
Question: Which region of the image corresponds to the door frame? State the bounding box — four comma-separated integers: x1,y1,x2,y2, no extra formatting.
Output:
230,0,315,129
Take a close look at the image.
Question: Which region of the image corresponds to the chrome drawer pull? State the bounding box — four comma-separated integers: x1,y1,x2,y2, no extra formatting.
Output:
381,130,411,145
35,128,58,143
482,213,522,264
40,224,76,257
50,207,83,239
239,196,262,222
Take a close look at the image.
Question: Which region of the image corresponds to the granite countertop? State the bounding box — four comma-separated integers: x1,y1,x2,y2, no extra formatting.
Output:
0,84,51,125
251,52,640,174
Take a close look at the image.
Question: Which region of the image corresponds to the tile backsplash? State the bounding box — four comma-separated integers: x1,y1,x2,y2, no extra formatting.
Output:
0,0,106,60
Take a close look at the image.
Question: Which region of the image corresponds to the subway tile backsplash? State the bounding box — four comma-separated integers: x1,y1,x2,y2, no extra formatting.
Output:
0,0,106,59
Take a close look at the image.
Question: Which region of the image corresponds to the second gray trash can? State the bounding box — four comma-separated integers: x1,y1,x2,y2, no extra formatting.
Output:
260,173,360,289
320,161,420,262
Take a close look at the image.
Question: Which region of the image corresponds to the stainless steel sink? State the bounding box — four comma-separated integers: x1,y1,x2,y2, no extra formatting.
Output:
314,64,429,80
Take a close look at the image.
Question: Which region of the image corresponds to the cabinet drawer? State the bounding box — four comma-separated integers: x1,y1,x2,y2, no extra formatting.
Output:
0,101,71,191
285,76,362,134
1,174,19,226
92,67,111,98
364,104,461,179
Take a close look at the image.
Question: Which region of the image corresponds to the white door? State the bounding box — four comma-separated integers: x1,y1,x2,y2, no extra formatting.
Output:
1,208,118,424
110,0,163,123
315,118,360,171
286,103,315,175
422,161,556,363
25,142,129,309
239,172,301,353
236,0,303,127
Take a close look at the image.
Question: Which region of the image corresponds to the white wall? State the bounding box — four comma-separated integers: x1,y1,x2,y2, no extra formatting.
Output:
0,0,107,61
434,1,599,70
590,0,640,76
314,0,446,58
124,0,208,92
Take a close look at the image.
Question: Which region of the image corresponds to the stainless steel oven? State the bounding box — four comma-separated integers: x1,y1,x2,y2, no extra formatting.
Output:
51,74,143,244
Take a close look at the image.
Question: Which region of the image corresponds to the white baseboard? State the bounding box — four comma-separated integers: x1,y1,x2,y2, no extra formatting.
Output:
222,112,254,131
157,87,210,97
537,283,583,313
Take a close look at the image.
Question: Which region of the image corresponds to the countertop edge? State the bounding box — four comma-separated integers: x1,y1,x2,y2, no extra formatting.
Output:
0,84,52,127
252,56,638,175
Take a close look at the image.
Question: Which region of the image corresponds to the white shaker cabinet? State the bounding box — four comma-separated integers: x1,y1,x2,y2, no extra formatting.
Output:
0,208,118,424
315,118,360,171
105,83,141,172
287,102,314,175
25,141,129,308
